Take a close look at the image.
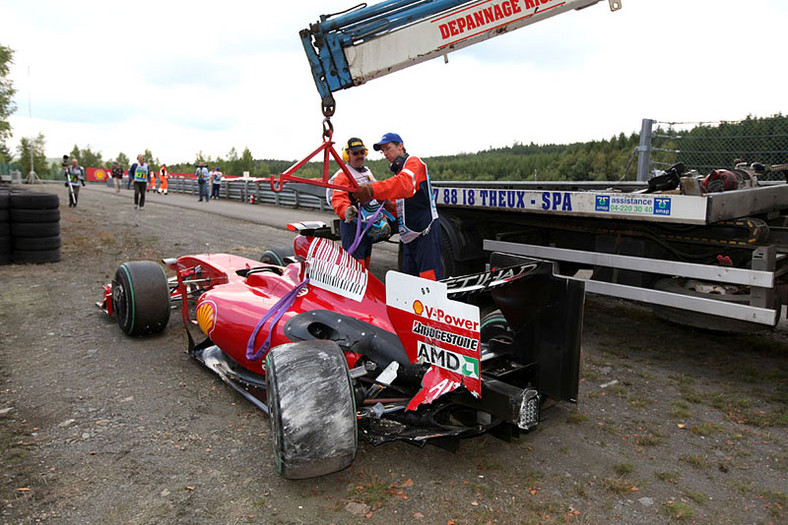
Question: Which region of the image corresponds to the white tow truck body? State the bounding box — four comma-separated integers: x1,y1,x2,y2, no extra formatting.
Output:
301,1,788,329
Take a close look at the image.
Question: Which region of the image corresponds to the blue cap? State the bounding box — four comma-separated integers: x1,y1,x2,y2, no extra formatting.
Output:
373,132,403,151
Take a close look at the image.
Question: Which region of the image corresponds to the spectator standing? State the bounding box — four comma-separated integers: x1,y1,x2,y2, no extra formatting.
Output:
129,154,149,210
195,163,210,202
211,166,223,199
110,161,123,193
66,158,86,208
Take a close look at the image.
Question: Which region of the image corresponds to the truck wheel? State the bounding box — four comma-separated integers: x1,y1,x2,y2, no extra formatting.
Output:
265,340,357,479
440,229,476,277
260,246,295,266
112,261,170,336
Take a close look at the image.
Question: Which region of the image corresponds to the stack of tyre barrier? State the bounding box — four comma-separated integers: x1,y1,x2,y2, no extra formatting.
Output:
1,190,62,264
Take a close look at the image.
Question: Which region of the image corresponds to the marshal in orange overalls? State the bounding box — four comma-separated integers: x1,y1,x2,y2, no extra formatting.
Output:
159,165,169,195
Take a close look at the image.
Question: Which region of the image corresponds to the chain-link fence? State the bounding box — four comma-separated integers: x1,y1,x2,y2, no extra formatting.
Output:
640,115,788,182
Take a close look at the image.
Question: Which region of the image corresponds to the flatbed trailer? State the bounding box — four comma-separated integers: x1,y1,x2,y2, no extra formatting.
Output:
296,0,787,329
432,179,788,329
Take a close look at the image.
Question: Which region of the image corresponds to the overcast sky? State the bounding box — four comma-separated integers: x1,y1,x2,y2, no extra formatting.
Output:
2,0,786,167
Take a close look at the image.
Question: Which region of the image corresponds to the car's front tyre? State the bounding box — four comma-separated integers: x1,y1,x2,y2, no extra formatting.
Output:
265,340,357,479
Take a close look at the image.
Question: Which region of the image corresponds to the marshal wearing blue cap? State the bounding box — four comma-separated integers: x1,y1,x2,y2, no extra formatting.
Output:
354,132,442,280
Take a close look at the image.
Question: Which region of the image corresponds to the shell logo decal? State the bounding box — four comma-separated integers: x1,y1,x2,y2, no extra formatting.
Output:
412,299,424,315
196,300,218,336
94,169,107,181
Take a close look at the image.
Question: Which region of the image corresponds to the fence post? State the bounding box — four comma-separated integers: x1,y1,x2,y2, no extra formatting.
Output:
637,118,655,182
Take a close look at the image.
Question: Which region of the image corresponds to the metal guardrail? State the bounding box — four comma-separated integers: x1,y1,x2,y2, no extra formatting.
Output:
166,178,332,212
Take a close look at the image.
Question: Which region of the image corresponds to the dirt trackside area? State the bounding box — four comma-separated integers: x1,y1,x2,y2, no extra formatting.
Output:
1,184,786,524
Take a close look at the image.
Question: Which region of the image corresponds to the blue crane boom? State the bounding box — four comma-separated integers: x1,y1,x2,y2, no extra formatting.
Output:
300,0,622,115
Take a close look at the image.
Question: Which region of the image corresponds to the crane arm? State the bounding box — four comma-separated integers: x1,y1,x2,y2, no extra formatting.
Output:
301,0,622,115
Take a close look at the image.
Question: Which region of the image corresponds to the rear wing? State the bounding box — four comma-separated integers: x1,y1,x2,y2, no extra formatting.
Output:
488,252,584,402
444,253,585,402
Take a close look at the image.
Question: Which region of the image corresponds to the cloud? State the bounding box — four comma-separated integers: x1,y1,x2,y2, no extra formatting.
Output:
2,0,786,166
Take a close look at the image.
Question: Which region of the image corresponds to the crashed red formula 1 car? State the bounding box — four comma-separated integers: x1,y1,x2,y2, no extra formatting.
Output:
98,223,584,479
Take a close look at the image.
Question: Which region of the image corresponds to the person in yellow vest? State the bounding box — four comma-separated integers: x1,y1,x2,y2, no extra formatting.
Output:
129,154,149,210
158,164,169,195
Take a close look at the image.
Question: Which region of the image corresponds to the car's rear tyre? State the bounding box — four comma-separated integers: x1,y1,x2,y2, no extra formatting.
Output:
260,246,295,266
112,261,170,336
265,340,357,479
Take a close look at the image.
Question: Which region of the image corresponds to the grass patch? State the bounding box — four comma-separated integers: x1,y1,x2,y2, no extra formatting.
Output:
522,470,544,486
761,490,786,518
629,397,651,408
518,500,567,525
606,384,626,397
582,369,601,382
567,411,588,424
603,477,634,494
636,433,663,447
470,482,494,499
596,341,631,359
733,480,754,495
655,471,680,483
679,454,711,469
663,500,695,520
669,373,695,386
689,422,723,437
613,463,634,476
478,457,504,471
737,409,788,428
707,391,752,412
670,401,692,419
735,334,788,357
678,386,703,404
348,475,392,506
683,490,708,505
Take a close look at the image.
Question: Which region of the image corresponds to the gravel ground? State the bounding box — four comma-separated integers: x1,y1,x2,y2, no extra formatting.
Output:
1,183,786,524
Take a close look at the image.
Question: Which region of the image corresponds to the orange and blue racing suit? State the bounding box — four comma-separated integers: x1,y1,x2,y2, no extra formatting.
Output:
369,155,442,280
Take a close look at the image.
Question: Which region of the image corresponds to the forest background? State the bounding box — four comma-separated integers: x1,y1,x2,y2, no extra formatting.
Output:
4,114,786,184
